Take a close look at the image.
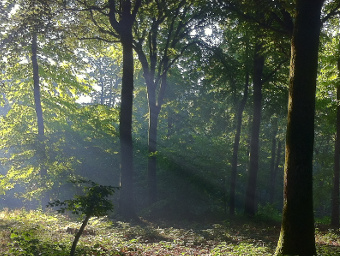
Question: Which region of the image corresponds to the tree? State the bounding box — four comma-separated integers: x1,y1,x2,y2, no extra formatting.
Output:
107,0,141,219
133,0,210,206
331,70,340,227
269,132,283,205
229,54,249,216
275,0,325,255
0,0,97,206
51,0,142,217
203,21,252,216
59,0,141,218
329,33,340,228
48,179,117,256
244,42,265,216
1,0,69,205
31,30,49,207
216,0,291,216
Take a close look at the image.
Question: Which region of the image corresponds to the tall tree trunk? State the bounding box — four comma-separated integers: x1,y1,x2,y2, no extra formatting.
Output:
31,32,44,139
268,117,278,204
147,60,168,205
108,0,141,219
31,32,48,207
118,30,135,219
229,68,249,215
270,140,282,204
331,59,340,227
135,32,169,205
275,0,324,255
147,102,160,204
99,65,105,105
244,43,264,216
167,109,174,138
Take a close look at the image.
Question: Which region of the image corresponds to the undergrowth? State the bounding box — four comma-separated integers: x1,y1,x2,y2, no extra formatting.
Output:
0,209,339,255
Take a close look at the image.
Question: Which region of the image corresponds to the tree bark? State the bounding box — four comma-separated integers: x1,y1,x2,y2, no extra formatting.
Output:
146,65,169,205
108,0,142,219
244,43,264,216
118,30,135,219
31,32,45,139
268,117,278,204
134,17,170,205
331,60,340,227
229,67,249,215
270,139,282,204
70,214,91,256
147,103,160,204
275,0,324,255
135,45,161,205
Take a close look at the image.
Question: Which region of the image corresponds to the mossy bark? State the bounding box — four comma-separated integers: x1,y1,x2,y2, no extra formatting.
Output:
275,0,324,255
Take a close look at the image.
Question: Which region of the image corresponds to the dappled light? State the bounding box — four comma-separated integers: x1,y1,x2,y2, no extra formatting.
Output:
0,0,340,255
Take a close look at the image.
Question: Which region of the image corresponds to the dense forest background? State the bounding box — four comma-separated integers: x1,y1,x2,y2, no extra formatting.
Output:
0,0,340,239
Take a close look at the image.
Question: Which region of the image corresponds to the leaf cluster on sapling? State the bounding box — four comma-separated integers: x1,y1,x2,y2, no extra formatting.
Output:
47,179,118,256
48,179,117,218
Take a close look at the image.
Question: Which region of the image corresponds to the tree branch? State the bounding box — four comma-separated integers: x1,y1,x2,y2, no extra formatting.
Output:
78,36,119,43
322,3,340,23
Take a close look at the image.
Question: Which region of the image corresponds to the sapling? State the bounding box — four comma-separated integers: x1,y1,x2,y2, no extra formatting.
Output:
48,179,117,256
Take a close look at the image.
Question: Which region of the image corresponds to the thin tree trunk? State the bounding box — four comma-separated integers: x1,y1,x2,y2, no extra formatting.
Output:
31,32,48,207
136,47,159,205
70,214,91,256
31,32,44,139
229,68,249,215
331,61,340,227
268,117,278,204
99,65,105,105
147,103,160,204
275,0,324,254
244,43,264,216
118,31,135,219
135,33,169,205
147,63,168,205
167,109,174,138
270,140,282,204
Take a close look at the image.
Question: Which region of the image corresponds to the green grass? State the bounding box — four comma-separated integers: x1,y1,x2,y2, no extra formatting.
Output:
0,209,339,255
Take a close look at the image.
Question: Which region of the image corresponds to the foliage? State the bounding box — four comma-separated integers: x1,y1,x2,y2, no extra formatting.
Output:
48,179,117,217
0,1,340,253
47,179,117,256
256,203,282,222
1,209,340,255
0,103,120,203
8,227,68,256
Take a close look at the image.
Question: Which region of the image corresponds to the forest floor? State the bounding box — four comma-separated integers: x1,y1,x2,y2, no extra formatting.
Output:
0,209,339,255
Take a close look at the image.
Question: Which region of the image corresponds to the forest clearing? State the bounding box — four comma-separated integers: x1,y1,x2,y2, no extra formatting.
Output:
0,209,339,256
